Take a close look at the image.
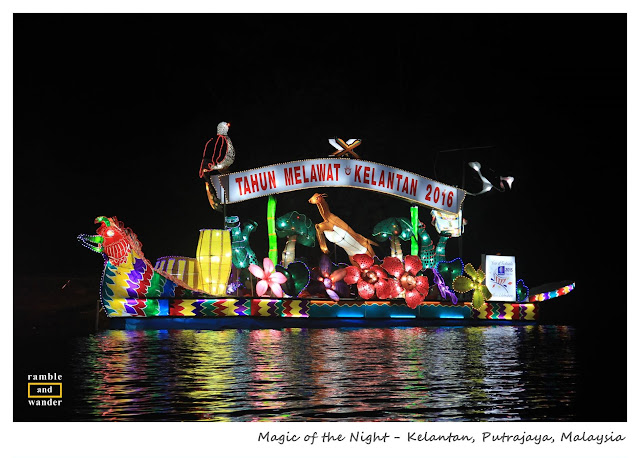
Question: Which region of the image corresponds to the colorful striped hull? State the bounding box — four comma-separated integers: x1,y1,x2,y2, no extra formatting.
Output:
102,292,539,321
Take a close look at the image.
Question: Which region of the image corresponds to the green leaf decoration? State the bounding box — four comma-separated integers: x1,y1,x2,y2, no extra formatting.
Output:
275,211,316,247
476,268,486,283
452,276,474,293
472,289,485,310
454,263,492,309
436,258,464,288
516,279,529,302
372,217,414,242
464,263,477,279
276,261,310,297
287,261,311,295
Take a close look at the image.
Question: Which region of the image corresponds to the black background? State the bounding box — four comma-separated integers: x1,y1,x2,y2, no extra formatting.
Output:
13,13,627,420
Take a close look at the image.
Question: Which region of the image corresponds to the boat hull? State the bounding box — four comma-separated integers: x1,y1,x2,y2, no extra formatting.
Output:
102,296,538,321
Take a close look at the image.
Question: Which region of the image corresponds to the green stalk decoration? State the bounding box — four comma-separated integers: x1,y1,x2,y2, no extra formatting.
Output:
410,206,419,256
267,195,278,266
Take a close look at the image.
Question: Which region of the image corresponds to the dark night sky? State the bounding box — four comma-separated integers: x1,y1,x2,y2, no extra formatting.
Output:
14,14,626,317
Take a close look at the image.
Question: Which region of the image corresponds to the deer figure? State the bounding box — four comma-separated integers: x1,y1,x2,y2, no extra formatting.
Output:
308,193,378,264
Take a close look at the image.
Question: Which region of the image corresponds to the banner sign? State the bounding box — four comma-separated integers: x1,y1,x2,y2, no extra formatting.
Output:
211,158,466,214
482,255,517,301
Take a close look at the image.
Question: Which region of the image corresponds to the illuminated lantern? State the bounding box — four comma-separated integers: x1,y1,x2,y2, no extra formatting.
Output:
275,261,311,297
452,263,492,309
344,253,393,300
431,210,464,237
410,206,420,256
516,279,529,303
466,161,494,196
381,255,429,308
196,229,232,295
224,216,258,269
306,254,350,301
155,256,200,290
433,270,458,304
267,196,278,266
417,224,436,269
435,257,464,289
198,121,235,176
308,192,378,263
248,258,288,297
328,137,362,158
500,176,515,190
372,217,414,260
275,211,316,268
467,162,515,195
434,236,449,265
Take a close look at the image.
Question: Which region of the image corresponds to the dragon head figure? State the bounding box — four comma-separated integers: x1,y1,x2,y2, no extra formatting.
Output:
77,216,144,266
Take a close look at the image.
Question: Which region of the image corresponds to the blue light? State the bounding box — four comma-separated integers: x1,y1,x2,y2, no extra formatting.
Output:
439,313,464,319
336,311,364,318
389,314,416,319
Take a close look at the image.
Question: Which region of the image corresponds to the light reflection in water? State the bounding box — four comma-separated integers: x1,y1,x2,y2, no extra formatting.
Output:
71,325,577,421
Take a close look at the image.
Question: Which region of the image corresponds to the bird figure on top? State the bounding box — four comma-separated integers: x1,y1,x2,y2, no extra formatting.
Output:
199,121,236,177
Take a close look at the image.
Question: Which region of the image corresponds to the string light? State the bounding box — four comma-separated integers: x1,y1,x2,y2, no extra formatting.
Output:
527,282,575,302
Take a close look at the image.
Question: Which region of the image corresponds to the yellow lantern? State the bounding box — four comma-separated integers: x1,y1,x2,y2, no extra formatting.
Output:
196,229,232,295
155,256,201,290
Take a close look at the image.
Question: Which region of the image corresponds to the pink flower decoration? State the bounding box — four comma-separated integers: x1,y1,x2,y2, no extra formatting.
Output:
381,255,429,309
248,258,288,298
344,254,392,300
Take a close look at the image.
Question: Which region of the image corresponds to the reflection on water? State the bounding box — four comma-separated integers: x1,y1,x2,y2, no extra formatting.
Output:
70,325,576,421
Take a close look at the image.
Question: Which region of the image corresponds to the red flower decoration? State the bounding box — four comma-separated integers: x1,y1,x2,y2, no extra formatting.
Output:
381,255,429,309
344,254,393,300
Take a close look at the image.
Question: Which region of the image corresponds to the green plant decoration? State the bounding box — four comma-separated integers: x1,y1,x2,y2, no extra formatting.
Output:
275,261,311,297
435,258,464,289
452,263,492,309
516,279,529,303
372,217,413,259
275,211,316,267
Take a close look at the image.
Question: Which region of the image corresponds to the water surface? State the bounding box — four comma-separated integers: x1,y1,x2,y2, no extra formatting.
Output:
48,325,579,421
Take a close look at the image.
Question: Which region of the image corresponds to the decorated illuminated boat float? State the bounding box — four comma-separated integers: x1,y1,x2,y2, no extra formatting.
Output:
78,123,574,324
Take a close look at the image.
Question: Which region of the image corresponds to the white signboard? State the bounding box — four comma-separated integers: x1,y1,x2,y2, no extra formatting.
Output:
482,255,517,302
210,158,466,214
